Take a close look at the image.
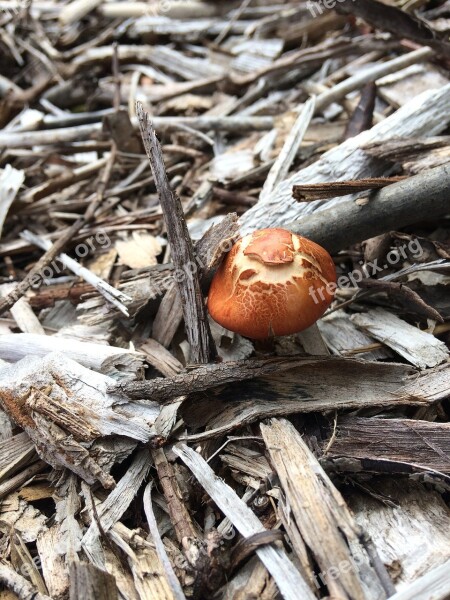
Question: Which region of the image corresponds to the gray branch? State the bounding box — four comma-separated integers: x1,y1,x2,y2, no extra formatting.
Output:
288,164,450,254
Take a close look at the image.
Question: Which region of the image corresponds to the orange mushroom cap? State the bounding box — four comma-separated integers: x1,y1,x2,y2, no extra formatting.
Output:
207,228,336,339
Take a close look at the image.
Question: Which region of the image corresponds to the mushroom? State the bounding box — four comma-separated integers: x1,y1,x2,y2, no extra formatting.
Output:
207,227,336,340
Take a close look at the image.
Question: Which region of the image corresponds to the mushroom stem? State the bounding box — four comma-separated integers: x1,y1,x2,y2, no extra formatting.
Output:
254,338,276,355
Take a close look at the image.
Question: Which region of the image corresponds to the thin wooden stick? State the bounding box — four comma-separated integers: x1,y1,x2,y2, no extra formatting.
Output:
0,117,274,147
214,0,252,45
20,230,131,316
314,47,434,113
143,481,187,600
59,0,102,25
0,218,86,317
293,176,407,201
260,97,316,201
174,443,316,600
136,101,216,363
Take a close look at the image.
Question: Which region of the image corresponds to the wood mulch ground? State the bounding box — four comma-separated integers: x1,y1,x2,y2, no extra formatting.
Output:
0,1,449,599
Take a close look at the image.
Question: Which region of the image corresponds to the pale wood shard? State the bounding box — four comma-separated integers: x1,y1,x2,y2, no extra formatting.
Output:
219,443,272,485
151,282,184,349
377,64,449,108
388,559,450,600
210,325,255,362
0,561,52,600
351,308,449,368
0,165,24,240
108,523,175,600
53,474,83,563
1,282,47,334
217,555,278,600
143,482,187,600
318,310,390,360
0,491,48,551
174,442,316,600
100,1,244,19
297,323,330,356
82,449,152,560
401,362,450,402
0,461,48,501
261,418,389,600
102,540,138,600
10,529,48,596
7,298,46,335
260,97,315,201
128,16,230,39
0,332,145,379
0,432,36,484
0,353,159,486
37,527,70,600
348,479,450,590
0,405,13,442
152,399,184,441
139,338,184,377
34,475,82,599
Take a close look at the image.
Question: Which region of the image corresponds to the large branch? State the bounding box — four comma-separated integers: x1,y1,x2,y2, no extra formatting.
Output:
288,164,450,254
335,0,450,57
239,84,450,234
110,355,414,402
111,355,337,400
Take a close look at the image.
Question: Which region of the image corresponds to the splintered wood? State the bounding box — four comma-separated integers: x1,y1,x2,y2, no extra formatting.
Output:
0,0,449,599
260,419,391,599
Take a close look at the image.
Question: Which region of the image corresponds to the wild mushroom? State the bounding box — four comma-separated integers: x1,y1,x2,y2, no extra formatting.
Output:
207,228,336,340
